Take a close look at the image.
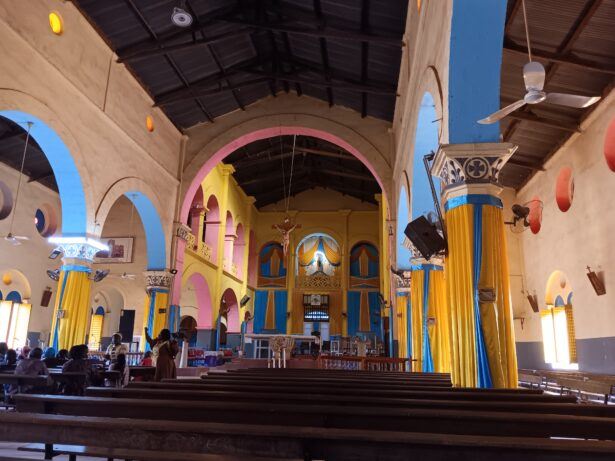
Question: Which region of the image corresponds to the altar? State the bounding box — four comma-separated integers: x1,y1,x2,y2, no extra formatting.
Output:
244,333,319,361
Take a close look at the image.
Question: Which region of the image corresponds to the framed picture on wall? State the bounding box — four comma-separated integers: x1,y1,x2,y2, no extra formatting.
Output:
94,237,134,264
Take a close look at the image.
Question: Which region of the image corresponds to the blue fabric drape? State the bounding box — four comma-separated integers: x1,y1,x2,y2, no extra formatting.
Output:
346,291,361,336
368,292,382,339
445,194,503,212
274,291,288,334
253,290,268,333
144,291,157,352
473,205,493,388
51,270,71,351
422,269,434,372
167,304,180,334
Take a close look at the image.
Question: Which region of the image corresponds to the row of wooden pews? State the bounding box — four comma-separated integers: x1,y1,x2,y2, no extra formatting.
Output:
2,368,615,460
519,368,615,404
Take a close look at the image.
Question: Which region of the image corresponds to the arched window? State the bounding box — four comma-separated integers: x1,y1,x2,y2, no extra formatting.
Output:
233,223,245,278
296,233,341,276
0,290,31,349
258,242,286,288
88,306,105,351
541,271,577,369
223,211,235,272
347,243,382,339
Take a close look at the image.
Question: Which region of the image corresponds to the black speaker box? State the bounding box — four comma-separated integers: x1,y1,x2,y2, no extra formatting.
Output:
404,216,446,260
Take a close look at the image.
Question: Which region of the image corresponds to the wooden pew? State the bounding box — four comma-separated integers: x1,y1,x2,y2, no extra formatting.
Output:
2,411,615,460
84,387,613,417
0,375,49,394
556,377,614,404
17,394,615,437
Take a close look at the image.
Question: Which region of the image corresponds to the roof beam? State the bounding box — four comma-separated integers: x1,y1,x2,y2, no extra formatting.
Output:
282,144,359,161
505,110,581,132
116,28,250,63
215,18,403,47
360,0,370,118
313,0,333,107
320,169,376,182
506,158,545,171
27,171,55,183
503,40,615,76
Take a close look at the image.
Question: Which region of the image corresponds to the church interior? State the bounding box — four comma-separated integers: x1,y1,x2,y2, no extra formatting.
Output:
1,0,615,459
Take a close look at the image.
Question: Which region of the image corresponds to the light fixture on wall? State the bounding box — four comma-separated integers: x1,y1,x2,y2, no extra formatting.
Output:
49,12,63,35
240,295,251,307
92,269,110,283
587,266,606,296
49,248,62,260
46,269,60,282
525,290,539,313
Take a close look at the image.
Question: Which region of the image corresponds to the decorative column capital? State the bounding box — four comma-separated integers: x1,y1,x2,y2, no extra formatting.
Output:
49,236,109,265
431,142,517,202
144,270,174,293
174,222,196,247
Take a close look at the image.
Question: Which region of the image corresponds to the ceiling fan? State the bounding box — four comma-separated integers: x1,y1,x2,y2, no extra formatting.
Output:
2,122,33,245
478,0,601,124
109,271,137,280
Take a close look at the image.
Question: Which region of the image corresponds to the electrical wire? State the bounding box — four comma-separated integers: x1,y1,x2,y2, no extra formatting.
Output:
7,122,33,235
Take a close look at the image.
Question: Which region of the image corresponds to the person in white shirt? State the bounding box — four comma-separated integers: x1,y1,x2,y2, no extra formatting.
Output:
105,333,128,364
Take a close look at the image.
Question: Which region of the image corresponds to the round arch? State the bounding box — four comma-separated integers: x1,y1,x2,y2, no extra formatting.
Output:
0,110,88,236
182,271,213,329
545,270,573,306
220,287,240,334
0,269,31,300
396,184,411,269
95,178,167,271
180,123,392,224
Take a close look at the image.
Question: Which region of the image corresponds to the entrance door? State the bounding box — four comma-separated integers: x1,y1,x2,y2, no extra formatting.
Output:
119,309,135,343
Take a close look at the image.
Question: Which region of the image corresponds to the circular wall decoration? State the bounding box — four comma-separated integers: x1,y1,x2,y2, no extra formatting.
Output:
605,117,615,172
528,197,542,234
49,12,63,35
2,272,12,286
34,204,58,237
0,180,13,220
146,115,155,133
555,167,574,212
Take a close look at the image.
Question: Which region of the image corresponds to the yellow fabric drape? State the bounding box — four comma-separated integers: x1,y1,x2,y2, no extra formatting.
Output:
50,270,92,350
322,239,341,266
444,204,477,388
328,291,343,336
141,290,170,351
395,293,409,359
291,291,304,334
480,205,518,388
265,291,276,329
88,314,104,350
298,240,318,266
410,270,424,372
359,291,371,331
427,270,451,373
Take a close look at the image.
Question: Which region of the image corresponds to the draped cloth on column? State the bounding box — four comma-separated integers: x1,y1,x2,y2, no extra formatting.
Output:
444,195,518,388
50,268,92,351
409,265,450,373
142,289,169,352
395,293,409,360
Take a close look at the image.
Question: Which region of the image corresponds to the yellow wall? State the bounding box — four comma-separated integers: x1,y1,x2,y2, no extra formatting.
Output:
182,163,383,333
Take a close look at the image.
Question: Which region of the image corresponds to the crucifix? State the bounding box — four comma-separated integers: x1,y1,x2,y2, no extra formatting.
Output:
272,216,301,257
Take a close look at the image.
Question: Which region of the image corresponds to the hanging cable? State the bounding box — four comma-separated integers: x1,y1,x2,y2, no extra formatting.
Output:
286,134,297,213
7,122,33,235
279,135,287,211
521,0,532,62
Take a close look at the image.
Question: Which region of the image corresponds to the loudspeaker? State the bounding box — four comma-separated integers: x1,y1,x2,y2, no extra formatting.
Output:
240,295,251,307
404,216,446,260
40,288,53,307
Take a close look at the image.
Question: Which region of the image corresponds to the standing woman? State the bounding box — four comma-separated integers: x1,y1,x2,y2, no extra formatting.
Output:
144,328,178,381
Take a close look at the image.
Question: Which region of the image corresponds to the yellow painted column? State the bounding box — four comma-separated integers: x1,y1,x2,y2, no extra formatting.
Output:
142,271,174,351
431,142,518,388
341,209,351,337
213,165,234,322
49,240,106,351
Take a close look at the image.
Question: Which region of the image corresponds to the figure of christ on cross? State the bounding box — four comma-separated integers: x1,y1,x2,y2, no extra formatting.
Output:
272,216,301,257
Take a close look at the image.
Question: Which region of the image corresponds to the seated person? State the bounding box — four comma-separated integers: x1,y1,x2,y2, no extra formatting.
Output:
140,351,153,367
0,349,17,370
61,344,95,395
18,346,31,361
105,333,128,364
9,348,50,395
0,342,7,363
56,349,69,362
106,353,129,387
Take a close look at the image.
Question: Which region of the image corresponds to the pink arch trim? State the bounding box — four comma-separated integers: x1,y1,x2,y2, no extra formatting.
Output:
181,127,386,223
187,272,213,329
221,288,240,333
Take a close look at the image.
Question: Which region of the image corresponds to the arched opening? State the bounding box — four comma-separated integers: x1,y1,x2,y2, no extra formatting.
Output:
541,271,577,370
223,211,235,273
0,111,87,235
187,186,204,246
296,233,341,277
203,195,220,262
89,287,125,350
233,223,245,279
396,184,411,269
179,315,198,347
88,306,106,352
182,272,213,330
219,288,239,349
348,242,381,340
411,92,440,222
0,269,32,349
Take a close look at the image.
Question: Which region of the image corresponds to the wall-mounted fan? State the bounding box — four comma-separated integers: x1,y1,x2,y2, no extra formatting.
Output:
2,122,33,245
505,199,543,233
478,0,600,124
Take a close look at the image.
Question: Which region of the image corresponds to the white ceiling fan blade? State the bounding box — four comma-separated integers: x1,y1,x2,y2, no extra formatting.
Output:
545,93,601,108
478,99,527,124
14,235,29,240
